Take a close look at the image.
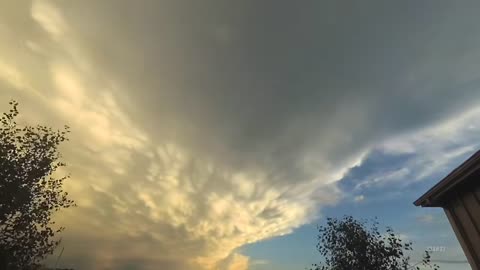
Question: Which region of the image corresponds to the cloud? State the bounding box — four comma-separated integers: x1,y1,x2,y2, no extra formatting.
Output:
354,195,365,203
378,106,480,185
31,0,67,38
250,259,269,266
218,253,250,270
416,214,435,224
1,1,480,270
3,2,345,269
354,168,410,190
0,61,35,93
343,106,480,194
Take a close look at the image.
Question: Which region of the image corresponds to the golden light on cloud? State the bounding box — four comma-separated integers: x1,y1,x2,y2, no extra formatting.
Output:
0,2,344,269
31,0,67,38
4,1,479,270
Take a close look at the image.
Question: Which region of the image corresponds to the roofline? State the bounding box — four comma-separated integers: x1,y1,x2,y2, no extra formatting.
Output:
414,149,480,207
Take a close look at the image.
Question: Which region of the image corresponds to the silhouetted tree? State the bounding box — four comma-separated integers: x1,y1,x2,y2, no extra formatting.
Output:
310,216,438,270
0,101,75,270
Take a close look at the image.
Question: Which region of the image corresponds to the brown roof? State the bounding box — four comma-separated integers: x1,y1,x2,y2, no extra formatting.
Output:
414,149,480,207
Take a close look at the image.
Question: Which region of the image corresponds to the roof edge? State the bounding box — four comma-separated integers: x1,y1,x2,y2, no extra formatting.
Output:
414,149,480,207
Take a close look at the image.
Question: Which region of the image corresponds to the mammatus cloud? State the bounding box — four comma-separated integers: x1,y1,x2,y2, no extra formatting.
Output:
2,2,343,270
1,1,480,270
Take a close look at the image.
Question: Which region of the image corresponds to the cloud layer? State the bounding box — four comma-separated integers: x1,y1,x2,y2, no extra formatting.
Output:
1,1,480,270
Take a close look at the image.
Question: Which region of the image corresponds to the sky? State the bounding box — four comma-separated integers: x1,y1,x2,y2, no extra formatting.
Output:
0,1,479,270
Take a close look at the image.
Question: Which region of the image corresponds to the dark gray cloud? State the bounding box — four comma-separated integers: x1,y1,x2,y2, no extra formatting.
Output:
46,0,480,165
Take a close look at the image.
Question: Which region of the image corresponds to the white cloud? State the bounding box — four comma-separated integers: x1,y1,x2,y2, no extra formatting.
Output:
350,106,480,192
416,214,434,224
354,195,365,202
354,168,410,190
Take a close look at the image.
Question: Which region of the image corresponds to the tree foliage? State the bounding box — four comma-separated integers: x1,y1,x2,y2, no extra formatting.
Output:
0,101,75,269
310,216,438,270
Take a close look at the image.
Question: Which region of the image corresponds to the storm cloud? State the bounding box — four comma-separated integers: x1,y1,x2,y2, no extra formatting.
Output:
1,1,480,269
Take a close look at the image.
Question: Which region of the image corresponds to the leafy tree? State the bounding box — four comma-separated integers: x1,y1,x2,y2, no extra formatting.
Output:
0,101,75,270
310,216,438,270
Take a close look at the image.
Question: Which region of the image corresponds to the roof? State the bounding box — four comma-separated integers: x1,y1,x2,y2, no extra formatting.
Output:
414,149,480,207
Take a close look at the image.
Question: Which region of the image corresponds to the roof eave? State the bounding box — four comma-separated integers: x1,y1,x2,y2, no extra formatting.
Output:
413,150,480,207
